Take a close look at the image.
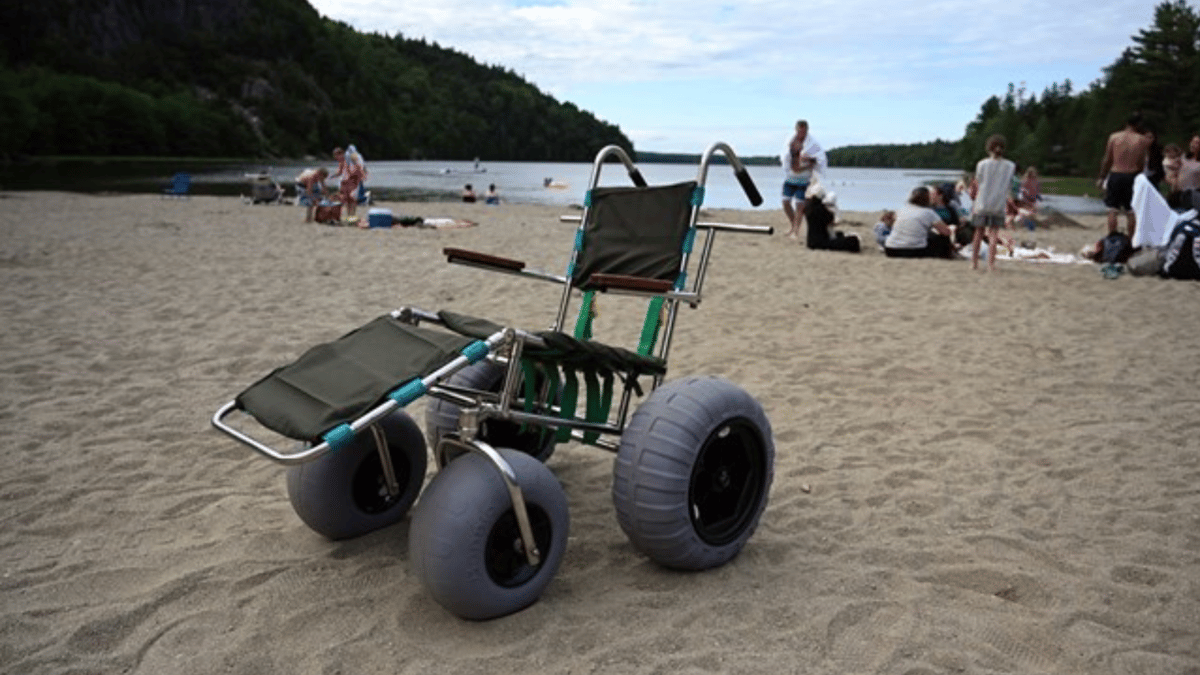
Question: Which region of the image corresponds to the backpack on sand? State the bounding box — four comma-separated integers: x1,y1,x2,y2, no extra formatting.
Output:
1161,220,1200,281
1098,231,1133,264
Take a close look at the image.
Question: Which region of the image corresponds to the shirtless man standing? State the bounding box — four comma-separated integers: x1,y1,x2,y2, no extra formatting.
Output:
1097,112,1151,241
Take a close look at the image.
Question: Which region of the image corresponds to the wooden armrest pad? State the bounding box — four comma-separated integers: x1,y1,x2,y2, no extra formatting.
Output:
587,273,674,293
444,247,526,271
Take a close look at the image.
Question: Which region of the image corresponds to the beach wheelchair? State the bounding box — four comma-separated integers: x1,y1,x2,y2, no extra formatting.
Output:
212,142,775,620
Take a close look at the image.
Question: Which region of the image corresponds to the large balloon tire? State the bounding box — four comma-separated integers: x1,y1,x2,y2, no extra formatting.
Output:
409,448,569,620
613,376,774,570
286,410,427,540
424,360,557,463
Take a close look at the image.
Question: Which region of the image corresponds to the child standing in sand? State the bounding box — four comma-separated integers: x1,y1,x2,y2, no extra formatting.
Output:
970,135,1016,272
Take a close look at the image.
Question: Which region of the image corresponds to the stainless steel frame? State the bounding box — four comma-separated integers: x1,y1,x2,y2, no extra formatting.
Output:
211,141,770,572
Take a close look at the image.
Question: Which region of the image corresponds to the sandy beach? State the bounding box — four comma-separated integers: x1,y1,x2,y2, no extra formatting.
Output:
1,190,1198,674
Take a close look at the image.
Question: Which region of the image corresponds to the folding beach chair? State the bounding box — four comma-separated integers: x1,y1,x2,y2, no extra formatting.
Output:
212,142,775,620
244,171,284,204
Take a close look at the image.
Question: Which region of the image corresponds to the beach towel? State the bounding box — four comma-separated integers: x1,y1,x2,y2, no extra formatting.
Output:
419,218,477,229
1131,173,1198,248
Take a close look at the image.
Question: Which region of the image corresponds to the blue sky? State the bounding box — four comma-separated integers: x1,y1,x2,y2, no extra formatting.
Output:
307,0,1162,156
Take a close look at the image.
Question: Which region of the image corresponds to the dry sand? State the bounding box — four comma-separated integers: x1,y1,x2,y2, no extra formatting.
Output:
1,191,1198,674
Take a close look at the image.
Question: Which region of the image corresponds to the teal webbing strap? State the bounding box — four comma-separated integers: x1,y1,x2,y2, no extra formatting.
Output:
556,368,580,442
574,291,595,340
638,297,665,356
691,185,705,206
584,190,594,208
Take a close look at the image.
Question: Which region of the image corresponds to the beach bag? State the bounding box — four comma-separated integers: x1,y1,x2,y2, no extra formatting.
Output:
1098,231,1133,264
1126,247,1163,277
1161,220,1200,280
315,202,342,224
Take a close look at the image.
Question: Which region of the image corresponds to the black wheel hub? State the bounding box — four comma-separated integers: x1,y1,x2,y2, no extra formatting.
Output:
351,448,410,515
485,505,552,587
688,419,767,545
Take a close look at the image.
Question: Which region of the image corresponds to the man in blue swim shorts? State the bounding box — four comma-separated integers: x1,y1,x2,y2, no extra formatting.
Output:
781,120,826,240
1098,112,1151,241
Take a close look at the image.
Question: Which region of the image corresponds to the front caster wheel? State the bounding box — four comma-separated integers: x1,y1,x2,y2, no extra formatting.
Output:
613,376,774,570
285,410,427,540
409,448,569,620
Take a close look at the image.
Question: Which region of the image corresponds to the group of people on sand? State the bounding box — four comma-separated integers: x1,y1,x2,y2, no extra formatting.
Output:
782,113,1200,271
295,145,369,223
781,119,1036,271
1098,111,1200,241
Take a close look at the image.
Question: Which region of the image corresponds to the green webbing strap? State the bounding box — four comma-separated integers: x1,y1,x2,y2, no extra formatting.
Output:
582,370,615,444
574,290,596,340
556,368,580,442
638,296,665,356
582,369,601,442
520,359,539,414
535,361,559,446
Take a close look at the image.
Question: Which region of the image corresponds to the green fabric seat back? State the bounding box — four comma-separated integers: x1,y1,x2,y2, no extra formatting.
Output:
236,315,474,441
572,181,696,290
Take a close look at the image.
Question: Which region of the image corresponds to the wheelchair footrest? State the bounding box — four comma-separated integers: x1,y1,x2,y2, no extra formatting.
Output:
235,315,477,442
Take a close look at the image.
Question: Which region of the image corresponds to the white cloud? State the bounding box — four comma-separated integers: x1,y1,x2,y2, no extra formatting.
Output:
306,0,1162,153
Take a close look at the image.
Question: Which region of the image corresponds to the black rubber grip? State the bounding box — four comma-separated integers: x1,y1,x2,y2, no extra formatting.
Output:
736,168,763,206
629,169,648,187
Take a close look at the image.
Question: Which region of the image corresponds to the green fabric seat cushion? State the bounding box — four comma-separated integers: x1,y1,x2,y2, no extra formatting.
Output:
236,315,475,441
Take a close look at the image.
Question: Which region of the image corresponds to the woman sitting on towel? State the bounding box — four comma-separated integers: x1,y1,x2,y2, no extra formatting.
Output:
883,186,955,259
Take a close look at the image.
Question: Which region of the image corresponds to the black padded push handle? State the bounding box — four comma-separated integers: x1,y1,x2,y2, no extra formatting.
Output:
735,168,763,206
628,168,648,187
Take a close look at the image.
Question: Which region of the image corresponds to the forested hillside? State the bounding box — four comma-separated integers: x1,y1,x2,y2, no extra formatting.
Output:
0,0,633,161
829,0,1200,175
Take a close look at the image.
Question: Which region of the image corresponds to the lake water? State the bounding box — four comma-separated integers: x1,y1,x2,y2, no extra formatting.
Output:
1,158,1106,214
